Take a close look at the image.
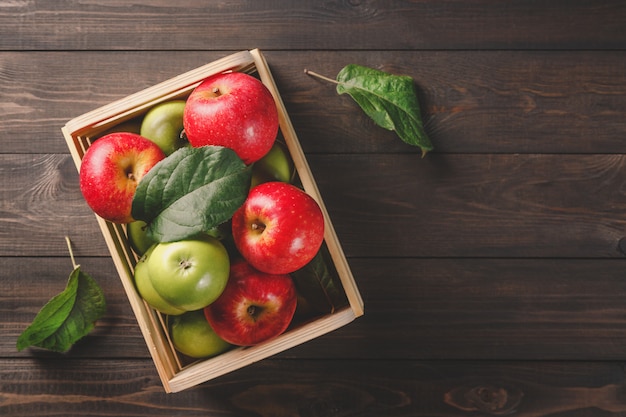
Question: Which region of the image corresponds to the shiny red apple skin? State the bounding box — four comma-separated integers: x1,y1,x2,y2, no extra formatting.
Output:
204,259,297,346
231,181,325,274
183,72,279,164
79,132,165,223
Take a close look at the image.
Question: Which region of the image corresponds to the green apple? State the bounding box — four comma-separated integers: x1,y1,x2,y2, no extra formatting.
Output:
168,310,231,358
250,141,295,188
128,220,225,257
127,220,156,256
133,246,185,316
147,234,230,311
140,100,188,156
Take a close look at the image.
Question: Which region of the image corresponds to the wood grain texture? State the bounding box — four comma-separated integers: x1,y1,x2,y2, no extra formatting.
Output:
312,153,626,258
3,0,626,410
2,358,626,416
5,257,626,361
2,51,625,154
1,1,624,51
2,153,625,258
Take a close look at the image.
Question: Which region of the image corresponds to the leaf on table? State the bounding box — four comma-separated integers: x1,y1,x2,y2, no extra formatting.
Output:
131,145,252,243
306,64,433,156
291,245,349,314
16,266,106,353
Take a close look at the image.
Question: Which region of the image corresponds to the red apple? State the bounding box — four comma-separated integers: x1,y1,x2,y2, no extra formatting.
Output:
183,71,279,164
204,259,297,346
231,182,325,274
79,132,165,223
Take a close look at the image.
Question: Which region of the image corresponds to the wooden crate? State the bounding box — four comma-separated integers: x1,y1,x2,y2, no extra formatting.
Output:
61,49,364,393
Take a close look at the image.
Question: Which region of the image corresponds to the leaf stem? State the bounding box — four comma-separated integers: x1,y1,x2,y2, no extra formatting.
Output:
304,69,340,85
65,236,79,269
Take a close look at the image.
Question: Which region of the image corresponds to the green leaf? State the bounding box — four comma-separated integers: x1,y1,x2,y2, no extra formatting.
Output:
16,266,106,353
291,245,349,314
131,145,252,242
306,65,433,156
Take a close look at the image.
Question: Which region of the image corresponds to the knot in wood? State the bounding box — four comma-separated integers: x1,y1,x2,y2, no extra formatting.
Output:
469,384,522,415
444,384,523,415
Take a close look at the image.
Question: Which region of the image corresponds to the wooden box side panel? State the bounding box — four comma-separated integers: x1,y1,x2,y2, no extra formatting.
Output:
251,50,364,317
168,307,357,392
99,219,180,392
63,50,257,138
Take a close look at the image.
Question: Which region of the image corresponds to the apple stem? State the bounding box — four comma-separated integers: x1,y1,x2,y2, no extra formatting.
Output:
124,165,136,181
179,260,192,270
251,222,266,233
304,69,340,85
65,236,79,269
247,305,260,320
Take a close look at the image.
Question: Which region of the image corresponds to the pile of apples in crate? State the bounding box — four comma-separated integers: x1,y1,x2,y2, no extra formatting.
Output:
78,71,326,358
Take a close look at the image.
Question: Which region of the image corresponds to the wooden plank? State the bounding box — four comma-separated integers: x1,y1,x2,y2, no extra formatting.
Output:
341,257,626,361
1,1,624,51
0,153,107,256
2,358,626,415
1,51,624,154
5,257,626,361
312,153,626,259
294,50,626,155
2,153,625,258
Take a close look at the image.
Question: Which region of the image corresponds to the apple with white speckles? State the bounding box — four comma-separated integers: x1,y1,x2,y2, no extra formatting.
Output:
231,181,324,274
183,72,279,165
79,132,165,224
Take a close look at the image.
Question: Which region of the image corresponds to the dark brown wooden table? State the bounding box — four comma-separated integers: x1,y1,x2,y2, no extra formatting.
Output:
2,2,626,415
